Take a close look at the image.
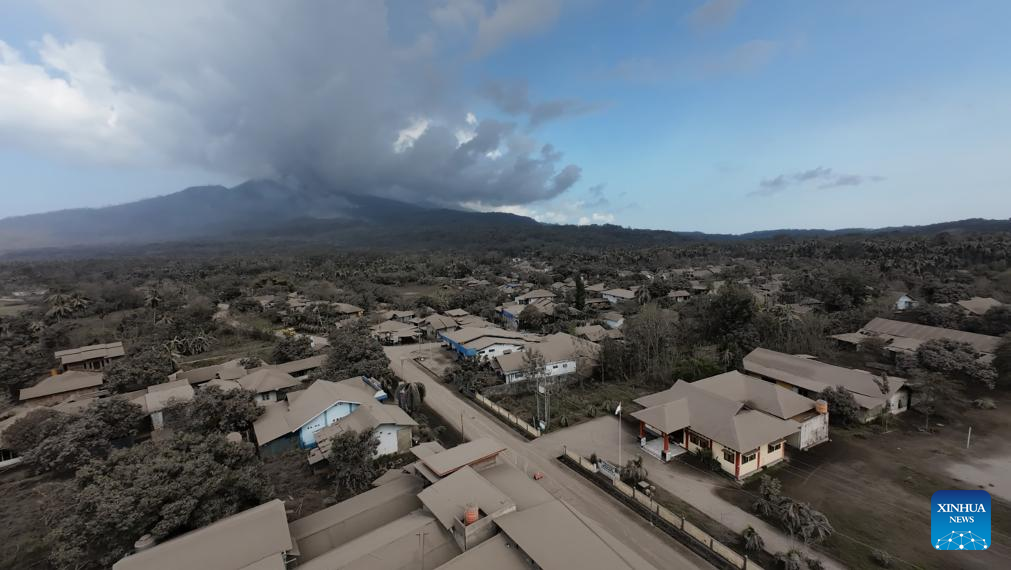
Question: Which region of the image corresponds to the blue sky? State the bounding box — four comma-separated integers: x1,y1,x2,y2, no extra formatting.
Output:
1,1,1010,232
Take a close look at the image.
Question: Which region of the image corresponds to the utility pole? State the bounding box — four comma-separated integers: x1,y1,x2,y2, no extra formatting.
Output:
417,531,427,569
967,426,972,449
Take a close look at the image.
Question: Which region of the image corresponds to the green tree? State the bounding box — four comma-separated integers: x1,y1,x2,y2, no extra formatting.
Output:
47,432,272,569
104,346,177,393
818,386,862,426
271,335,314,364
170,385,263,434
325,429,380,500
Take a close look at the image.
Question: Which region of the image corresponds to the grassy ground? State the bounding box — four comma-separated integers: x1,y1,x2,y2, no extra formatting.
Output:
716,397,1011,570
0,470,69,570
490,381,654,432
0,302,31,317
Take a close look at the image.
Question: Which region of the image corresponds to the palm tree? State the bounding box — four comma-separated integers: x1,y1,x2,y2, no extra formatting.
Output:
775,550,803,570
144,287,163,324
635,285,652,305
742,526,765,554
46,293,75,322
69,293,90,312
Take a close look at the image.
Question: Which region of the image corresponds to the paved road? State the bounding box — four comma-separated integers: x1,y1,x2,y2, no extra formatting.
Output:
538,415,846,570
386,344,710,570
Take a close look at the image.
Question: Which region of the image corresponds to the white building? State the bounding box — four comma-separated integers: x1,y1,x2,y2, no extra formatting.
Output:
492,333,599,384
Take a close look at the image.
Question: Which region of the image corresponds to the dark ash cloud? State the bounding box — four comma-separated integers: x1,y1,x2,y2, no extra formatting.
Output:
5,2,580,209
481,78,598,127
751,167,884,197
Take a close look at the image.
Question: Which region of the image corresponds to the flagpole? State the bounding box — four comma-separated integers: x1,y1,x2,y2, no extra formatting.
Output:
617,401,622,468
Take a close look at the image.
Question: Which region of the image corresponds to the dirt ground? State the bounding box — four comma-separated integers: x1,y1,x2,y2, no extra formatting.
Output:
0,471,69,570
490,381,653,432
717,394,1011,570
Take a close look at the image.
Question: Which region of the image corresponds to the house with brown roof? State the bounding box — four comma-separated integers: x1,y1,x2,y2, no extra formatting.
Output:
667,289,691,303
332,302,365,318
112,499,295,570
514,289,556,305
370,319,422,345
602,288,635,304
744,347,910,422
237,368,301,405
310,400,418,461
19,370,104,407
422,314,460,338
252,377,388,454
131,379,196,431
632,375,826,479
492,333,599,384
831,317,1001,359
54,341,125,372
955,296,1003,316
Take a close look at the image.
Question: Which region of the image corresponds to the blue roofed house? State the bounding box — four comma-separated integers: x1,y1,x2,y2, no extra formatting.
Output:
253,377,390,455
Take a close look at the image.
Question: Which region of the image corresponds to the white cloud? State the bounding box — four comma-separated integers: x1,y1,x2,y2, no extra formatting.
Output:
394,117,430,153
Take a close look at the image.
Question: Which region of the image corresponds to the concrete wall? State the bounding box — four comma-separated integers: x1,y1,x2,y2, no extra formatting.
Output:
797,413,829,449
374,425,400,456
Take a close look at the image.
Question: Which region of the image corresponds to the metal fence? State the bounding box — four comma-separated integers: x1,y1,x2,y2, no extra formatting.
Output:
563,450,761,570
475,393,542,438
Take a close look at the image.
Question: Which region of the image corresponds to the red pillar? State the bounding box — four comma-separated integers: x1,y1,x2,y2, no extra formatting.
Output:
734,451,741,479
757,447,762,468
639,421,645,438
663,433,669,452
683,430,688,447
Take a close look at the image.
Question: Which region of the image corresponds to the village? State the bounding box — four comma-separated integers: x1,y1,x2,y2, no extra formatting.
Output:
1,245,1009,570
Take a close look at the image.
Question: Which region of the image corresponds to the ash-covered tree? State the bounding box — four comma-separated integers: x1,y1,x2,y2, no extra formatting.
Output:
519,304,546,331
271,334,314,364
18,398,144,475
909,369,963,431
314,320,392,383
2,407,71,454
325,429,380,500
905,339,997,388
396,382,426,414
446,358,496,395
574,274,586,311
996,334,1011,388
0,316,55,399
169,385,263,434
818,385,861,426
47,432,272,570
104,346,177,393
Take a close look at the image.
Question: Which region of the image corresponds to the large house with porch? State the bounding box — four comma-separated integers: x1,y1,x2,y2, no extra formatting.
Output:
631,373,829,480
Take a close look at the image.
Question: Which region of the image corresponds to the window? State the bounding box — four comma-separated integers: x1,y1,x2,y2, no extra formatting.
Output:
722,449,736,463
551,364,559,369
689,433,709,448
260,393,271,401
741,451,757,464
768,441,782,453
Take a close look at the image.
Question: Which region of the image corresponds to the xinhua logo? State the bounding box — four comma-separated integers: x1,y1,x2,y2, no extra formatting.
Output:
931,490,991,551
